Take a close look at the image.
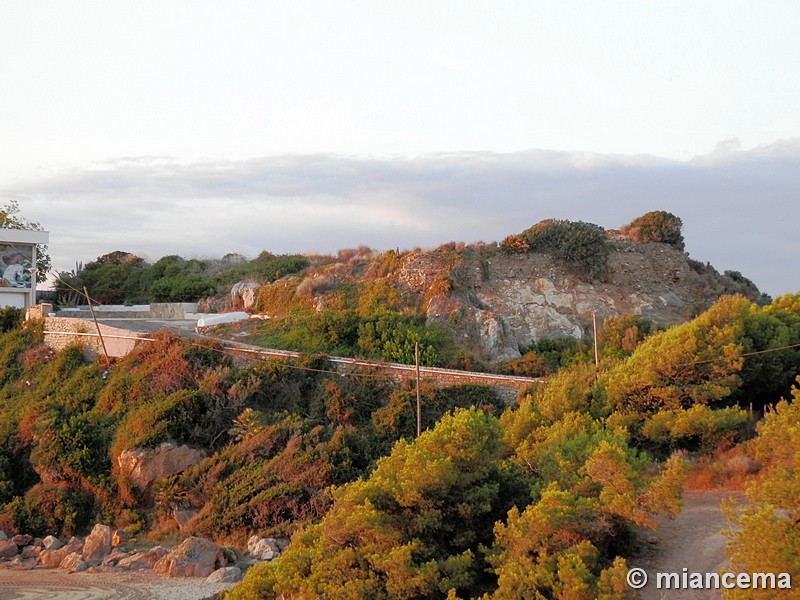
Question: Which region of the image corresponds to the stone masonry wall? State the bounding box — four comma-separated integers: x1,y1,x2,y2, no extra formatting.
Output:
42,317,147,358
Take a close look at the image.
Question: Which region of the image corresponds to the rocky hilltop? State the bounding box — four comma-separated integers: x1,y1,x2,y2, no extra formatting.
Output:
393,236,762,362
241,224,764,365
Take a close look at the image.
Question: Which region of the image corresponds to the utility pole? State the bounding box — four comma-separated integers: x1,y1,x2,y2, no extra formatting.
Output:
84,286,111,368
592,311,599,366
415,341,421,438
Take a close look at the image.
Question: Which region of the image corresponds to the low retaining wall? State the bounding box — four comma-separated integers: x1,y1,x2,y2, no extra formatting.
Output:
42,317,149,358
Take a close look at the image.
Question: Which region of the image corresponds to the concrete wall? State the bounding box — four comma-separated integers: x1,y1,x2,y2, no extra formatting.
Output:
57,302,199,320
42,317,148,358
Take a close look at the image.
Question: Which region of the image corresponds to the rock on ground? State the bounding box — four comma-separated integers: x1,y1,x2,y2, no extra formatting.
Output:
82,523,113,564
0,540,19,558
152,537,225,578
206,566,242,583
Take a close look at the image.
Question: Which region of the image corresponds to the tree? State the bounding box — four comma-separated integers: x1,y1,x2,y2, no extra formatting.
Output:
723,381,800,598
0,200,51,283
603,295,750,414
232,408,517,599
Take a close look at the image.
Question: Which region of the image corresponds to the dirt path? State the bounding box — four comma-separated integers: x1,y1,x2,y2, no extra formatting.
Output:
0,569,235,600
635,489,744,600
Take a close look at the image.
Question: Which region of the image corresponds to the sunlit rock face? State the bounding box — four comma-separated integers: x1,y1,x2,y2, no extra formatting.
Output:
117,442,205,491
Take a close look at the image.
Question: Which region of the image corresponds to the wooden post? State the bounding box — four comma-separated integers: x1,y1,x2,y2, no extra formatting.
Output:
84,286,111,368
415,341,421,438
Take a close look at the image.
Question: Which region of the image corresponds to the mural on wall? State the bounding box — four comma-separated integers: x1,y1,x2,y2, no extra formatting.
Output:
0,244,33,289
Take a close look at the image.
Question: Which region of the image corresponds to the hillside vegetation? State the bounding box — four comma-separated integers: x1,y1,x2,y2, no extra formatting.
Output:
0,281,797,597
57,212,767,370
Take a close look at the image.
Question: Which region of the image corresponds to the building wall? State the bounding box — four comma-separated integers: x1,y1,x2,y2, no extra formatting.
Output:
0,292,27,309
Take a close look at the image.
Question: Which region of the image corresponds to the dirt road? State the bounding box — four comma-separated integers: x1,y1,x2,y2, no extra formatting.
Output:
0,569,234,600
635,490,744,600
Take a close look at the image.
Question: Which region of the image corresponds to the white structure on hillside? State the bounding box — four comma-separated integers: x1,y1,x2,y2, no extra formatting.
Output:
0,228,49,308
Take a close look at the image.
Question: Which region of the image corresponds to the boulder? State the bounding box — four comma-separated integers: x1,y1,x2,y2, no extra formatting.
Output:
117,545,169,571
255,538,281,560
0,540,19,559
101,549,129,566
247,536,281,561
32,538,44,548
82,524,112,564
39,548,65,568
0,531,6,541
11,534,32,547
116,552,151,571
7,556,37,570
39,537,83,568
153,537,225,578
206,566,242,583
117,443,205,490
59,552,88,573
231,282,260,311
42,535,62,550
145,546,170,566
20,546,39,559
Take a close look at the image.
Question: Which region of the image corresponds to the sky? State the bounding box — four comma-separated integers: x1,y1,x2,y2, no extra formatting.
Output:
1,1,798,297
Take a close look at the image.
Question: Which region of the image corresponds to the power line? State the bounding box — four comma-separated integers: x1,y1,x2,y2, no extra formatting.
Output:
667,342,800,369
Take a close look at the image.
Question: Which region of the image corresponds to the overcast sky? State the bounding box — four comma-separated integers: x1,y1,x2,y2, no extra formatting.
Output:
1,1,798,297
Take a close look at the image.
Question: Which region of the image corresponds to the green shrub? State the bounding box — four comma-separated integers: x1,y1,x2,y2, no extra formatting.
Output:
519,219,611,279
0,307,22,333
620,210,685,250
8,484,96,537
640,404,752,452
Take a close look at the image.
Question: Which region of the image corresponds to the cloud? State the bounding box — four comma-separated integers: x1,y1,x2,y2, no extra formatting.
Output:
3,141,799,297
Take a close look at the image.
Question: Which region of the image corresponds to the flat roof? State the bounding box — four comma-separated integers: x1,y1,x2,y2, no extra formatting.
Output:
0,229,49,244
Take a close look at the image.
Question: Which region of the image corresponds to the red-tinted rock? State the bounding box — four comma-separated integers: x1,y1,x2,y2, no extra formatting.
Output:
11,534,32,546
81,524,112,564
0,540,19,559
152,537,224,578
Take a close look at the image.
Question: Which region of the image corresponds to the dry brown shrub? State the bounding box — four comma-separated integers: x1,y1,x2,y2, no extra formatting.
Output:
296,274,336,299
685,445,760,491
19,344,55,369
499,234,531,253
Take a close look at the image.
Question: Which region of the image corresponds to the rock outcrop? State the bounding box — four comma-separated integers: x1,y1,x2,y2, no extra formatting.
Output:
395,238,765,363
231,281,261,311
117,442,205,490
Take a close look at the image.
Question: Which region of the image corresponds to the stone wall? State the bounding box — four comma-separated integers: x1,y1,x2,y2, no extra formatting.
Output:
42,317,148,358
40,319,540,401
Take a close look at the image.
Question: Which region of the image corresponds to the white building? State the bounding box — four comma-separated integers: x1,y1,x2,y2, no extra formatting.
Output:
0,228,49,308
